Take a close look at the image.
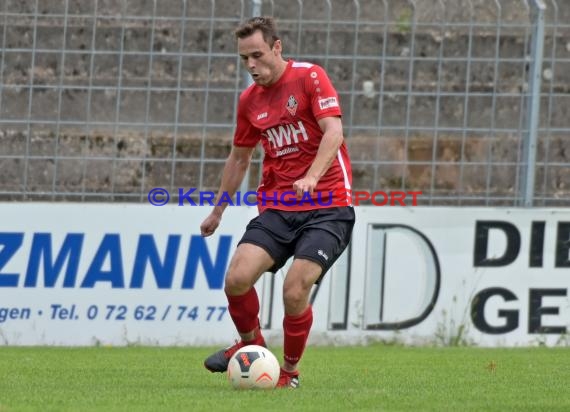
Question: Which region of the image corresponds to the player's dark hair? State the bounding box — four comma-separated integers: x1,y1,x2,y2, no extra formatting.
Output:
235,16,280,48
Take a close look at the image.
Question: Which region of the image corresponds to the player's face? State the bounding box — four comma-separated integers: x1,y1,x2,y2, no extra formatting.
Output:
238,31,283,86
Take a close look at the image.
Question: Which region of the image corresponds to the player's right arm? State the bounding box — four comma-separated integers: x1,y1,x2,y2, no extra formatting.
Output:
200,145,255,237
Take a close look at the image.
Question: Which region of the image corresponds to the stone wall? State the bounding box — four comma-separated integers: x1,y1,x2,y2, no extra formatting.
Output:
0,0,569,203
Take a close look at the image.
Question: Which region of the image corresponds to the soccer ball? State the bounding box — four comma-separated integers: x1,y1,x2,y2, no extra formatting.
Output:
227,345,280,389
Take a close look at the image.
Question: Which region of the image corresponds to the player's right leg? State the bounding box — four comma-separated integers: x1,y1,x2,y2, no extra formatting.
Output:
204,242,274,373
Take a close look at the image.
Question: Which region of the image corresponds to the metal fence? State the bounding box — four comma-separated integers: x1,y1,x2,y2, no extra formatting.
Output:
0,0,568,206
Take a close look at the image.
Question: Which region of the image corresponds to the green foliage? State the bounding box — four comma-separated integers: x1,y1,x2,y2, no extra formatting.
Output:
434,301,474,347
0,346,569,412
397,9,413,34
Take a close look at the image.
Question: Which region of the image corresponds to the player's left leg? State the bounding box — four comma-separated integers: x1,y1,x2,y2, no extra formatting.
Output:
282,258,321,367
276,258,321,388
277,207,355,388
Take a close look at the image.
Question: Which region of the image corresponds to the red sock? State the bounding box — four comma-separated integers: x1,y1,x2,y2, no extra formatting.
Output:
283,306,313,365
227,288,264,343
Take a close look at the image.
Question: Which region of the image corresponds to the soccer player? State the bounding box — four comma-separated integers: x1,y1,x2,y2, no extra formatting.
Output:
200,16,354,388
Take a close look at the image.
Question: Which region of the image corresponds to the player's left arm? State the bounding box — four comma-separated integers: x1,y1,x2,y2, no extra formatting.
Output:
293,115,344,197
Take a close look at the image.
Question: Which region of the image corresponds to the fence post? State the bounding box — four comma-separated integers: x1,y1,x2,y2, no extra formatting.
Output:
520,0,546,207
239,0,263,194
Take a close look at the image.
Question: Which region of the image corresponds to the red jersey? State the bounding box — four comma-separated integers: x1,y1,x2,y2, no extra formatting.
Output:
233,60,353,212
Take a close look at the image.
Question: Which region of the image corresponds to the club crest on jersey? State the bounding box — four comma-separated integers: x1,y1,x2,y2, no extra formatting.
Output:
286,95,298,116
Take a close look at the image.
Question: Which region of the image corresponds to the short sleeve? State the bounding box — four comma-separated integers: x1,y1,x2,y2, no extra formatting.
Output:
306,65,342,120
233,95,260,147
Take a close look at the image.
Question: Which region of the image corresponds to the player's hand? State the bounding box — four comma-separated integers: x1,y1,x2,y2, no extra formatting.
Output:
200,212,221,237
293,176,318,198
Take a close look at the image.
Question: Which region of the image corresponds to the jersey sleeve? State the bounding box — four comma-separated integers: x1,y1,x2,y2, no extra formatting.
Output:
233,94,260,147
306,65,342,120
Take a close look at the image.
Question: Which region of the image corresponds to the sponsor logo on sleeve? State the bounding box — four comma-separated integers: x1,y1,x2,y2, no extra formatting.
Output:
318,97,338,110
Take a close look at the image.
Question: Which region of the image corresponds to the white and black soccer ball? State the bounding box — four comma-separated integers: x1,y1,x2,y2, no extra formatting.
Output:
227,345,280,389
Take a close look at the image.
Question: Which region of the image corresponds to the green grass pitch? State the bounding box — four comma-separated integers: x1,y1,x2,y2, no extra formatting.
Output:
0,345,568,412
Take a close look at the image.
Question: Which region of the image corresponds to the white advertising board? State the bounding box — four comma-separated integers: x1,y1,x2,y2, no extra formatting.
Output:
0,204,568,347
0,204,254,345
338,207,570,347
